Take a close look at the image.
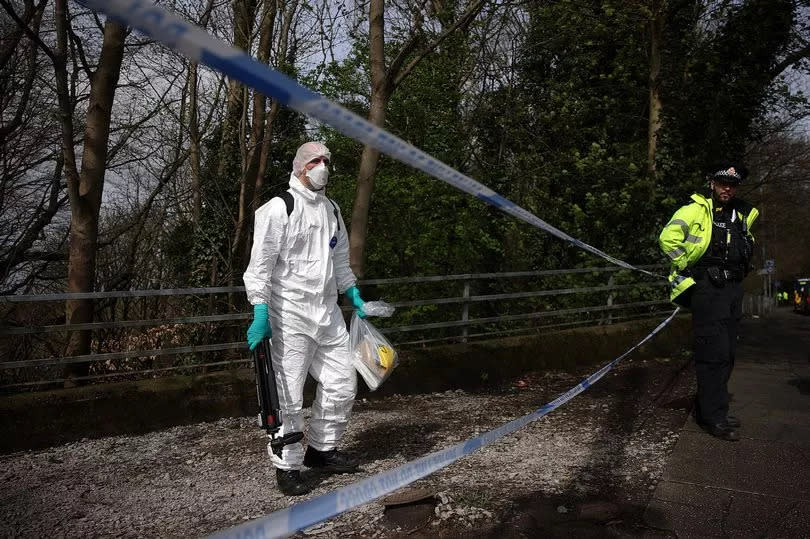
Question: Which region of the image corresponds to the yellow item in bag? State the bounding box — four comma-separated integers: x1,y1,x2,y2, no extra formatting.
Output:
377,345,395,369
350,313,399,391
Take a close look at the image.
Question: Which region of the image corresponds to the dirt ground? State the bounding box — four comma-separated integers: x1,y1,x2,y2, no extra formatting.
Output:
1,347,695,538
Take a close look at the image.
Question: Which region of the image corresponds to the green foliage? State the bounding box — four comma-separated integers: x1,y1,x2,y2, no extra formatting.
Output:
176,0,808,338
661,0,798,172
469,0,655,266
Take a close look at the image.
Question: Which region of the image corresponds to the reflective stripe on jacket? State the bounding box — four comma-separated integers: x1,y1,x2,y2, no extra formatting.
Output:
658,193,759,302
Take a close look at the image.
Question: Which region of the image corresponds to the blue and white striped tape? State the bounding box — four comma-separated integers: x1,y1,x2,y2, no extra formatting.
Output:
78,0,657,278
210,308,678,539
73,2,677,536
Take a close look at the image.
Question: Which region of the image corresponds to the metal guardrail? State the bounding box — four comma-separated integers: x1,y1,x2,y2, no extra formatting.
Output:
1,311,673,390
0,265,670,389
0,313,250,336
1,299,669,369
381,299,668,332
0,266,665,303
0,283,661,336
0,286,246,303
394,311,677,346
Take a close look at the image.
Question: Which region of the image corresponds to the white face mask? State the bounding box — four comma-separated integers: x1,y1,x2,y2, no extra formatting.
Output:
306,162,329,189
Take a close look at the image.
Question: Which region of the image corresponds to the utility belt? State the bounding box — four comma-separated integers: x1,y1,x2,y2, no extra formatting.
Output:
687,265,745,285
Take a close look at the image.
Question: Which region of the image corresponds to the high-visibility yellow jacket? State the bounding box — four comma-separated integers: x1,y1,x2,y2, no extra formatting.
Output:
659,193,758,302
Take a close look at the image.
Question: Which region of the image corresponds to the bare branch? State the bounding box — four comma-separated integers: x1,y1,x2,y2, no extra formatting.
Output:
53,0,80,192
770,42,810,79
0,0,54,62
0,157,68,283
393,0,485,89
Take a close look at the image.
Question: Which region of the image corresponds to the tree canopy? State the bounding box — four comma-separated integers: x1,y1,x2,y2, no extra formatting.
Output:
2,0,810,381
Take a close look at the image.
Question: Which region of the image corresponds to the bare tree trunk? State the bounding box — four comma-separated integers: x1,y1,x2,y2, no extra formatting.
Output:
186,0,216,227
217,0,258,185
350,96,389,278
232,0,277,283
255,100,281,212
188,60,203,226
350,0,391,278
56,4,126,385
216,0,257,291
254,0,298,213
647,0,663,178
276,0,298,70
349,0,483,277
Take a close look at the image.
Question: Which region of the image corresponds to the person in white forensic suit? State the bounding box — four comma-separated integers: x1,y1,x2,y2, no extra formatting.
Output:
243,141,367,496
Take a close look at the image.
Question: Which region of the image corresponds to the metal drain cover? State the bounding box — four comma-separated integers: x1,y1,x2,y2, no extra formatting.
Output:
380,487,436,507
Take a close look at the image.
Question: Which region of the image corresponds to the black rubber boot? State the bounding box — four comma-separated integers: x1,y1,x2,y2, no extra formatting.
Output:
276,469,311,496
303,447,360,474
702,422,740,442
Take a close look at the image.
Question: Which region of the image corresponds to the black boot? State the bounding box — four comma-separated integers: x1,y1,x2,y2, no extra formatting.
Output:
303,447,360,474
276,469,311,496
702,422,740,442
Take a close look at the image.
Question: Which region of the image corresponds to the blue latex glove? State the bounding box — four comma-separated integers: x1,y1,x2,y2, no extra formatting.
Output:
345,286,366,318
246,304,271,351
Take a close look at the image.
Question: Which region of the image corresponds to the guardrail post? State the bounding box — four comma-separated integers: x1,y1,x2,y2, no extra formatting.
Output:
604,274,615,325
461,282,470,343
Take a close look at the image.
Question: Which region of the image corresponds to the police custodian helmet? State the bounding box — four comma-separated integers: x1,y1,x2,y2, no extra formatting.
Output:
712,165,744,185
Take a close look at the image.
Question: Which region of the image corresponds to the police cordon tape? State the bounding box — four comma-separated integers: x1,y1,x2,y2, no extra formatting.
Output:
73,1,676,536
209,308,679,539
78,0,661,279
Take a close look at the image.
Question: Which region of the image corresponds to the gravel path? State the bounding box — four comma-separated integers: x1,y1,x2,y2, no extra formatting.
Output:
1,353,693,538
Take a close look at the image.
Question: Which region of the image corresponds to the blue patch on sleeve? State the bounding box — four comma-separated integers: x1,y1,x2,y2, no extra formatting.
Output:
330,236,337,249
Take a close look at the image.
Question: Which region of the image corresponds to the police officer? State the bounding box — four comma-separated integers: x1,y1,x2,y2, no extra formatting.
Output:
659,165,759,441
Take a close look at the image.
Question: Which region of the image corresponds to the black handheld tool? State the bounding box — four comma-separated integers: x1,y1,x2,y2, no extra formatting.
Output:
252,337,303,456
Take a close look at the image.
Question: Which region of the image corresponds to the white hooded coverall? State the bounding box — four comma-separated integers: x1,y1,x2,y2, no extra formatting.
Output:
243,173,357,470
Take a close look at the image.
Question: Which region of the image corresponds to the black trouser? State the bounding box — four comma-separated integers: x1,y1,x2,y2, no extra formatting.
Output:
690,277,744,425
